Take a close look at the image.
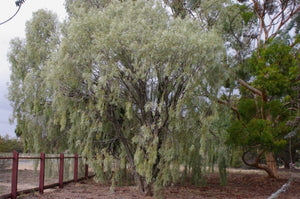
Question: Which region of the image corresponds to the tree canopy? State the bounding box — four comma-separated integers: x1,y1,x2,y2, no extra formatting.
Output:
8,9,62,152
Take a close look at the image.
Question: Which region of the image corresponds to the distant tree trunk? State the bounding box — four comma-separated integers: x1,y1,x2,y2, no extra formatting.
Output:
265,152,277,178
284,160,290,169
242,150,277,178
280,149,298,169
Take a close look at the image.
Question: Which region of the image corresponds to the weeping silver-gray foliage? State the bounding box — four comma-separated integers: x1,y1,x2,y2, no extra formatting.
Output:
8,0,230,196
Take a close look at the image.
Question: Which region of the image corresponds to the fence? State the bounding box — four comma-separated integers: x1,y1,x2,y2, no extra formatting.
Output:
0,151,95,199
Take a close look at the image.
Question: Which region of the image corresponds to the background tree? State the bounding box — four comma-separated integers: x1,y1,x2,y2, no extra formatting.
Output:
227,39,300,177
8,10,65,153
0,135,23,169
0,135,23,153
193,0,300,177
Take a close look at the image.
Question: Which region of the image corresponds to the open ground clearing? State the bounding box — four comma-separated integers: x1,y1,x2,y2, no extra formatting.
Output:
18,169,300,199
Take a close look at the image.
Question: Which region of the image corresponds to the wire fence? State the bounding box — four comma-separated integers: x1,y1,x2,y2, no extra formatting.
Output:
0,151,95,199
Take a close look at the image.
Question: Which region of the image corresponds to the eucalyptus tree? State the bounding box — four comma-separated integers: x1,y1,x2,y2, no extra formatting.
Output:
8,10,65,152
226,39,300,177
218,0,300,178
45,0,227,195
163,0,232,30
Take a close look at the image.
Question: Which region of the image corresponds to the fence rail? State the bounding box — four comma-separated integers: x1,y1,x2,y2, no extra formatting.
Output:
0,150,94,199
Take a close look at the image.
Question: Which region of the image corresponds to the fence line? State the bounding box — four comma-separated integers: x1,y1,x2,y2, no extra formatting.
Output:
0,150,95,199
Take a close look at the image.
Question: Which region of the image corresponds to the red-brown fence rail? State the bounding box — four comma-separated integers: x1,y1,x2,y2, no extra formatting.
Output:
0,150,95,199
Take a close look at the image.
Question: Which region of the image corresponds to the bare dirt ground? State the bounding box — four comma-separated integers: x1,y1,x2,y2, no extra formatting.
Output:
0,161,65,196
18,168,300,199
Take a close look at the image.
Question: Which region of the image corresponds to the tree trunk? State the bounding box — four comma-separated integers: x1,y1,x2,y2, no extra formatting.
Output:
284,161,290,169
242,150,277,178
116,131,153,195
265,152,277,178
143,180,153,196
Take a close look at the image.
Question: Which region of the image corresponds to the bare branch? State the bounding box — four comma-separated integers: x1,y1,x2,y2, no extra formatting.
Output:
238,79,263,97
242,150,277,178
217,98,240,120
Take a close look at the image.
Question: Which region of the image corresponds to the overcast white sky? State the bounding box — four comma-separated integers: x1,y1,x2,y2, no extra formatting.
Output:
0,0,67,138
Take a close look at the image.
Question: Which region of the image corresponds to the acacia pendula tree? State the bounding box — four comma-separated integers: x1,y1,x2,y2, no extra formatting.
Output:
43,0,227,195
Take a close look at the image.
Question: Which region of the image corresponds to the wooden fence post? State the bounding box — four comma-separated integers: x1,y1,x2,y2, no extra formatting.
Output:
39,152,45,194
11,150,19,199
59,153,64,188
74,154,78,182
